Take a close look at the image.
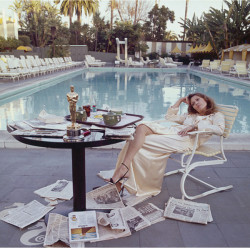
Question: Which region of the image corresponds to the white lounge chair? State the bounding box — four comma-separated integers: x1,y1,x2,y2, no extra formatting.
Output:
163,104,238,200
229,63,248,78
0,60,21,81
85,55,105,67
159,57,177,68
199,59,210,70
128,57,144,67
166,57,183,66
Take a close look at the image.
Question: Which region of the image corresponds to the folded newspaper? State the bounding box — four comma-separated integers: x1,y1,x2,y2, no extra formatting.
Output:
164,197,213,225
34,179,73,201
105,127,135,140
0,200,54,229
86,184,125,209
38,109,65,124
44,213,85,248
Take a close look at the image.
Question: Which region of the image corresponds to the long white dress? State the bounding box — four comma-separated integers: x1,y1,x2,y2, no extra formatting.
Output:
114,106,225,197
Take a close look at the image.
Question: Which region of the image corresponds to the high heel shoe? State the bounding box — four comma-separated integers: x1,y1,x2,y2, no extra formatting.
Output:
119,178,128,197
109,163,129,184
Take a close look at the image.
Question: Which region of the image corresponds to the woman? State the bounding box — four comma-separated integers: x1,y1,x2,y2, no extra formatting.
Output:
108,93,225,197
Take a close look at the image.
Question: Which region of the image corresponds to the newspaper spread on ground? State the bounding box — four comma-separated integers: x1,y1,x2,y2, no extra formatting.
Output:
97,170,151,207
44,213,85,248
68,211,99,243
121,189,152,207
1,200,54,228
97,209,126,230
164,197,213,225
105,127,135,140
133,202,165,225
91,211,131,242
34,180,73,201
44,213,70,246
86,184,125,209
120,206,151,233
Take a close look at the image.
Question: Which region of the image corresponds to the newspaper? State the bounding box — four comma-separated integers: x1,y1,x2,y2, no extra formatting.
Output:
44,213,85,248
97,209,126,230
120,206,151,232
91,211,131,242
164,197,213,225
44,213,70,246
68,211,99,243
34,180,73,201
97,170,151,207
1,200,54,228
97,169,114,180
38,110,65,124
86,184,125,209
121,189,152,207
11,129,66,138
133,202,165,224
105,127,135,140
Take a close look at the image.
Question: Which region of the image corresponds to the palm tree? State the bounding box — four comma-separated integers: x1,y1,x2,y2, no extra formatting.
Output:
54,0,73,27
74,0,99,24
183,0,189,41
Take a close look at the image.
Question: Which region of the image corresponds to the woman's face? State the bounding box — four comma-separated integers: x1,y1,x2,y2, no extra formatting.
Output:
190,95,207,114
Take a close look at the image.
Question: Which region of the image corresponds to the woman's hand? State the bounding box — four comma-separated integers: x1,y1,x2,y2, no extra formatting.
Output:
172,96,189,108
178,125,194,136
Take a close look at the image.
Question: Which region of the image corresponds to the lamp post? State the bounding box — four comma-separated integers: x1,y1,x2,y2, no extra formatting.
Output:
51,26,57,57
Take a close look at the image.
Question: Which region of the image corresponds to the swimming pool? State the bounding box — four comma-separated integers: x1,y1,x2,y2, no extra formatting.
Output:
0,68,249,133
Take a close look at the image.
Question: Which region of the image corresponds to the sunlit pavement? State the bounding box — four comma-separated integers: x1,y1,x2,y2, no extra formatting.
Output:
0,148,250,247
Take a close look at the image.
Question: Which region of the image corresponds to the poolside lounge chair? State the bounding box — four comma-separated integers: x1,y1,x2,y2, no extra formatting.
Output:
128,57,144,67
164,104,238,200
85,55,106,67
199,59,210,70
165,57,183,66
208,61,220,72
219,61,231,75
229,63,248,78
0,60,21,81
159,57,177,68
140,57,149,65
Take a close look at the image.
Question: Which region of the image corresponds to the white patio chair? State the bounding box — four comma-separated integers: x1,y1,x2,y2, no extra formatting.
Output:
164,104,238,200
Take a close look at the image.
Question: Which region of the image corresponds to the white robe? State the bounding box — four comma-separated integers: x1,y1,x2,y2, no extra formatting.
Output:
115,106,225,197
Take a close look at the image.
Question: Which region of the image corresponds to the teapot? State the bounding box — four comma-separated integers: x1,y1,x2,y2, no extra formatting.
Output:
102,111,121,126
76,106,87,122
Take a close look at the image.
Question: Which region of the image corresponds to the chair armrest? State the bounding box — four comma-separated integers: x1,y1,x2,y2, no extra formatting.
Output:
188,130,215,135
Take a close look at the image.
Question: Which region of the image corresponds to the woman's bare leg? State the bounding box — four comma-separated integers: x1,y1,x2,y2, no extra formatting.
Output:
111,124,154,183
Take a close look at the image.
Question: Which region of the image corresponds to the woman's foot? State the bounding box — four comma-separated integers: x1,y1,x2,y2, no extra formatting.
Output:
108,162,129,184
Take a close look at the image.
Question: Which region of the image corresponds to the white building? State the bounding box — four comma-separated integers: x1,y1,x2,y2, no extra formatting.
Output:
0,9,18,39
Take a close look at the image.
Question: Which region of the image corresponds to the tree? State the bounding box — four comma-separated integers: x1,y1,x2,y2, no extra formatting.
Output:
183,0,190,40
92,12,110,52
54,0,74,27
74,0,99,23
12,0,70,49
143,4,175,41
108,0,153,25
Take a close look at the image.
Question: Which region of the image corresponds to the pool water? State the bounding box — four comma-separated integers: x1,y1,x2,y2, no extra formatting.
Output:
1,70,250,133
